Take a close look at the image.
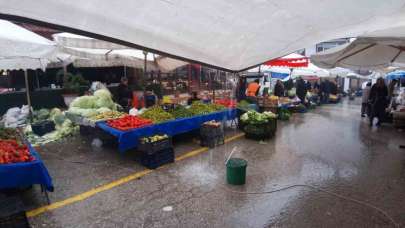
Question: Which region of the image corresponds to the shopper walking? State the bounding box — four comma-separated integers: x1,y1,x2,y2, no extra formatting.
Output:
369,78,388,126
361,82,371,117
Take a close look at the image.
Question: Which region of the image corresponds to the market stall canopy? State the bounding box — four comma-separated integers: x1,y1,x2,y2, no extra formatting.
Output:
0,19,56,70
265,53,309,68
54,32,188,72
291,63,330,78
311,35,405,71
2,1,405,72
386,70,405,80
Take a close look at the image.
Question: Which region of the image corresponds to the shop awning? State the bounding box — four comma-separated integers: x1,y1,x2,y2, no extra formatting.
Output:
1,1,405,72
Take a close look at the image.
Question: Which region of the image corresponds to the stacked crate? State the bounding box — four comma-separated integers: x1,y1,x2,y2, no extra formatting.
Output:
138,136,174,169
200,121,224,148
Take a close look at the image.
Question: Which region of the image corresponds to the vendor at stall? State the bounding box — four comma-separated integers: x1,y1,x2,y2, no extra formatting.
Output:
245,79,260,104
117,77,132,110
296,77,307,104
188,91,200,105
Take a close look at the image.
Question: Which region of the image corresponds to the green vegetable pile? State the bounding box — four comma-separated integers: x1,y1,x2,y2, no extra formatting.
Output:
140,106,174,123
25,108,79,146
169,106,193,119
0,127,20,141
236,100,255,112
189,101,224,116
277,108,291,121
68,89,119,117
240,110,277,125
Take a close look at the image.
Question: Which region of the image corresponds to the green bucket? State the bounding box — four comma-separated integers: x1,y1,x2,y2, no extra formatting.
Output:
226,158,247,185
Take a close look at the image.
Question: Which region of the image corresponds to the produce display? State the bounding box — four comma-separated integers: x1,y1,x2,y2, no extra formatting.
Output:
169,106,193,119
240,111,277,125
68,89,119,117
89,111,126,122
189,101,224,115
236,100,256,112
140,106,174,123
215,99,236,108
141,134,169,143
107,115,153,131
0,127,20,142
278,108,291,121
0,139,34,164
25,111,79,146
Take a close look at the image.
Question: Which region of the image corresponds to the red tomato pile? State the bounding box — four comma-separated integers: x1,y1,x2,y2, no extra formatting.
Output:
0,139,35,164
107,115,153,131
215,99,236,108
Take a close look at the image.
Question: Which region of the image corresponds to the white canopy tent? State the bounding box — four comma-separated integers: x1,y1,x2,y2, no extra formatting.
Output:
54,32,188,72
0,20,57,115
311,34,405,71
1,1,405,71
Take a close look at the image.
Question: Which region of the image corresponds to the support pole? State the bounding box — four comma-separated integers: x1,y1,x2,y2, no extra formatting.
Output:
143,51,148,93
24,70,33,120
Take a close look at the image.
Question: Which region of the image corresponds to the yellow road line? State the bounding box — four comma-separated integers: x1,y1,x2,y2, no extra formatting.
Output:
27,132,245,218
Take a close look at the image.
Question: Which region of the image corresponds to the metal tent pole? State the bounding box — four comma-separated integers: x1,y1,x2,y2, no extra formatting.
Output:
24,69,33,120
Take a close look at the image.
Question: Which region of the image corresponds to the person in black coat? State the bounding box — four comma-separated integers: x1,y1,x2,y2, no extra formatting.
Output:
296,77,307,104
273,80,285,97
117,77,132,110
369,78,388,126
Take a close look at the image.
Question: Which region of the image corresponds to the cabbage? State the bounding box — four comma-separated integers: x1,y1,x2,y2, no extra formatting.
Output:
50,108,62,118
53,114,66,126
96,107,111,113
94,89,112,100
70,96,98,109
95,97,114,109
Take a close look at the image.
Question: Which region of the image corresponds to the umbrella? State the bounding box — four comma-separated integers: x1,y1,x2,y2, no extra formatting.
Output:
311,37,405,71
0,20,56,117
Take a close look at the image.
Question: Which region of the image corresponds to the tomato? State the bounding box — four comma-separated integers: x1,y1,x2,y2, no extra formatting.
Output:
0,139,34,164
107,115,153,131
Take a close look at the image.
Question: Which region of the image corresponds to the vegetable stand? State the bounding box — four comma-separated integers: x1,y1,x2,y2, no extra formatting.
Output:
0,144,54,202
97,109,237,153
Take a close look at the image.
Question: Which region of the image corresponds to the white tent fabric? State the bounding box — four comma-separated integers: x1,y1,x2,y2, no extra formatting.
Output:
53,32,127,50
311,26,405,71
0,19,56,70
54,32,188,72
2,1,405,71
291,63,330,78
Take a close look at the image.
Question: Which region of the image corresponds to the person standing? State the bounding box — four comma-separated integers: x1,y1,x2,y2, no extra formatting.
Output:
369,78,388,126
361,82,372,117
245,79,260,103
273,80,285,97
117,77,132,110
296,77,307,104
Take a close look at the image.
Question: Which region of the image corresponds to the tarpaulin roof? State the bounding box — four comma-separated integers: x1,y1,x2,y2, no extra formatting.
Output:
2,1,405,72
54,32,188,72
0,19,56,70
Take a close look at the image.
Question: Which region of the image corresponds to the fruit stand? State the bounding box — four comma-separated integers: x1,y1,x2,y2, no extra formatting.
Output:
0,128,54,203
97,108,236,152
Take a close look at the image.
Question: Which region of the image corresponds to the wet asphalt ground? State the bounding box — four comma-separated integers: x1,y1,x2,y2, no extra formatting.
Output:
23,98,405,227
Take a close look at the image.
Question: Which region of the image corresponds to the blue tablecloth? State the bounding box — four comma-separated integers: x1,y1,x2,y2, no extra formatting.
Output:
0,145,54,192
97,109,237,153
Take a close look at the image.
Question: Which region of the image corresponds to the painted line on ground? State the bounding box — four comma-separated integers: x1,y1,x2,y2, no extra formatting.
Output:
27,132,245,218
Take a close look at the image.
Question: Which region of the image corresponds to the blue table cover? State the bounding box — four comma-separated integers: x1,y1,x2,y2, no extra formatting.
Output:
0,144,54,192
97,109,237,153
